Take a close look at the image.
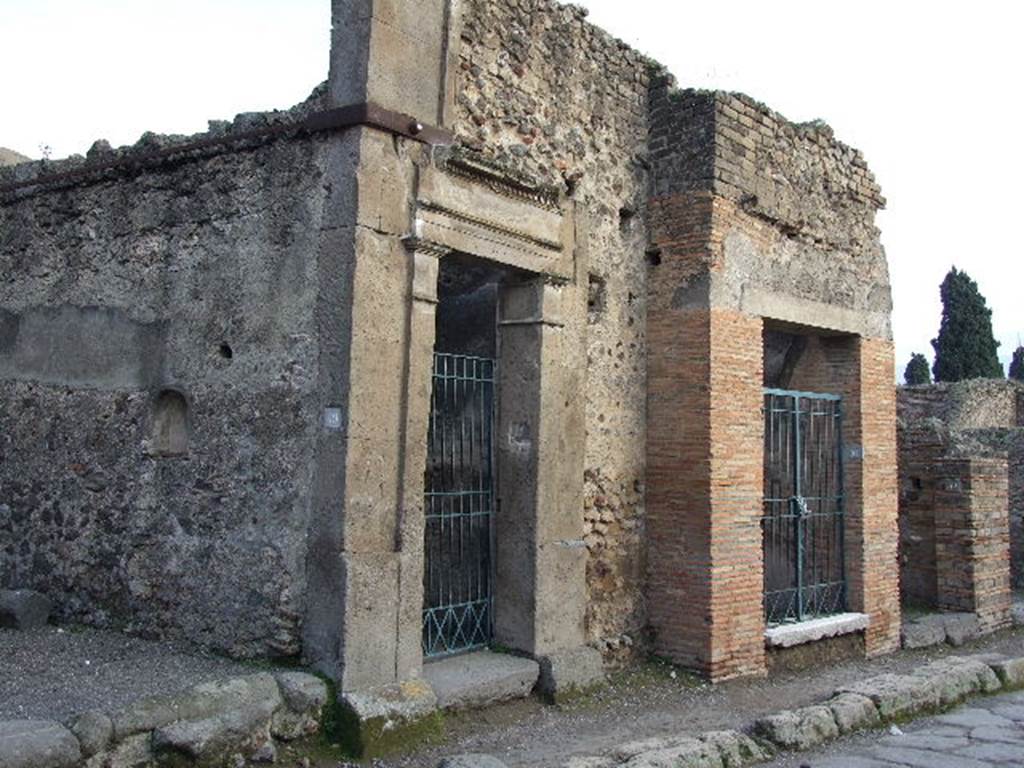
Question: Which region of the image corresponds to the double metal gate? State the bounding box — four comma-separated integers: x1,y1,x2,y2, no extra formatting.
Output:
762,389,846,626
422,352,497,657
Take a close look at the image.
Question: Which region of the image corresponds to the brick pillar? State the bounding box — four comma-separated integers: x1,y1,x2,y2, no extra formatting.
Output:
646,306,766,681
934,457,1012,633
835,337,901,656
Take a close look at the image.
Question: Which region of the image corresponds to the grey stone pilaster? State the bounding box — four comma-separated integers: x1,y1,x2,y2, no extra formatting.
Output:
495,279,588,658
329,0,457,126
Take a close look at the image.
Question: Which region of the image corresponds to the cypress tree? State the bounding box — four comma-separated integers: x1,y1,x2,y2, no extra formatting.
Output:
903,353,931,385
930,268,1003,382
1010,345,1024,382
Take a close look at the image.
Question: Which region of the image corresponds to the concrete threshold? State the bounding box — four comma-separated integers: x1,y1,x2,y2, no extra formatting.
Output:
423,649,540,711
765,612,869,648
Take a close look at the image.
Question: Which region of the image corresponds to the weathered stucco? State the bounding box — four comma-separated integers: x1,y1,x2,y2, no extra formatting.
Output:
0,119,340,658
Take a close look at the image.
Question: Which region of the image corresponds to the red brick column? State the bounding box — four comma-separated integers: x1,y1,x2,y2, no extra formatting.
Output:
646,307,766,680
706,309,766,679
646,191,766,681
934,457,1012,633
841,338,901,656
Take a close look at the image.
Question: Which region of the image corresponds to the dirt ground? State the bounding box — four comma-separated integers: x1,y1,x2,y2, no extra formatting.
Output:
306,626,1024,768
5,622,1022,768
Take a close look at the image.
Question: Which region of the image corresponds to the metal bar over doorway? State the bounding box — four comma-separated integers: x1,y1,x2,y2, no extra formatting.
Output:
422,352,497,657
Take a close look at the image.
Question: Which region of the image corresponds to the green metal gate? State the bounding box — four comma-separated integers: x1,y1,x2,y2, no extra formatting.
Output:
422,353,496,657
762,389,845,625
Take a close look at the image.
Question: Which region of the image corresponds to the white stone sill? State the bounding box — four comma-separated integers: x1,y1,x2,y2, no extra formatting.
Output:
765,612,870,648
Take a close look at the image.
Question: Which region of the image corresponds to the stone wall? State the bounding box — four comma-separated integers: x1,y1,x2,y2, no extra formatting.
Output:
454,0,652,654
898,380,1024,592
0,113,342,658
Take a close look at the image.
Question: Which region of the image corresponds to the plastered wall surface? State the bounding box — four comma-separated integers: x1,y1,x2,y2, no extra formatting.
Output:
0,115,342,658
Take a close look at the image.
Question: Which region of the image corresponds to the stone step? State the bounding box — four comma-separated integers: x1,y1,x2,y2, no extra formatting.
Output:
423,650,540,711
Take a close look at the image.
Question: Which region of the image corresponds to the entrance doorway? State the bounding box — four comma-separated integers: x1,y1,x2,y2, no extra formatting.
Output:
762,389,846,625
422,255,503,657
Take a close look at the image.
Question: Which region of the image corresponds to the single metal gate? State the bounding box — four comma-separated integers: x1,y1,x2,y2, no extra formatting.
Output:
422,353,497,657
762,389,845,625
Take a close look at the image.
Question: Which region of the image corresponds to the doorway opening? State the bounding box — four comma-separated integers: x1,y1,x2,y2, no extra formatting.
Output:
422,255,504,657
762,328,846,626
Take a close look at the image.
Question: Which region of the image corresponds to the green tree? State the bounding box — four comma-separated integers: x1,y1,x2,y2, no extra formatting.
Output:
931,267,1003,382
903,352,932,385
1010,345,1024,382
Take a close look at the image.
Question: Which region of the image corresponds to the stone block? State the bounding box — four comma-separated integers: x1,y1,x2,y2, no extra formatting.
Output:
753,705,839,750
339,679,441,759
914,657,1001,707
111,673,282,740
837,672,939,722
0,720,81,768
84,733,150,768
988,657,1024,689
698,730,770,766
151,704,274,767
271,672,328,740
423,650,540,710
943,613,981,646
827,692,881,735
765,612,868,648
436,755,509,768
0,590,52,630
69,710,113,758
901,616,946,650
536,646,605,703
614,736,720,768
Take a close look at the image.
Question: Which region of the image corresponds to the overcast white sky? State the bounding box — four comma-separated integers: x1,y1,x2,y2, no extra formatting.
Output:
2,0,1021,378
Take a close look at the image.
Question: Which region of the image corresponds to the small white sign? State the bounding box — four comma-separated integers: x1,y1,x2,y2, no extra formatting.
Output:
323,407,343,431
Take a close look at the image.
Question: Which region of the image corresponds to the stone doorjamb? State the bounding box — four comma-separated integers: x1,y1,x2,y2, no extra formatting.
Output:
394,158,602,696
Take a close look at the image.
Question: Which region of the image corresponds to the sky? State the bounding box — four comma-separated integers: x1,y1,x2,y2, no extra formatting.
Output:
2,0,1021,379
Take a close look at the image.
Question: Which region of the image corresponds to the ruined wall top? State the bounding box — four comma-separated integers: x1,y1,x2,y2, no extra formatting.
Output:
650,77,885,245
899,380,1024,432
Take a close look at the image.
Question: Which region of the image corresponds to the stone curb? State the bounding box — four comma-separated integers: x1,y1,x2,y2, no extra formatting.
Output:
517,653,1024,768
0,672,329,768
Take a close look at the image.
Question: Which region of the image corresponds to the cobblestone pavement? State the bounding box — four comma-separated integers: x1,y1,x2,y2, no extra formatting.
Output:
764,689,1024,767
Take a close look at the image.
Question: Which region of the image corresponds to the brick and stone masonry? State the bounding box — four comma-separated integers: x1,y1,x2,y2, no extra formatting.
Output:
645,73,899,678
0,0,903,694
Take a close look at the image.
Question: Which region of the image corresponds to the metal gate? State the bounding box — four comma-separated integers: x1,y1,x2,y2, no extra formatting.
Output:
762,389,845,625
422,352,496,657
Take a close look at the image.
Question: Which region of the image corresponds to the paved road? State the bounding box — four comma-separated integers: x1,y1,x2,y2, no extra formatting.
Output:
764,689,1024,767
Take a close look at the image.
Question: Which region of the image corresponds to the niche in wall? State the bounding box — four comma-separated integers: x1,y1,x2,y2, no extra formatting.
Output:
151,389,189,457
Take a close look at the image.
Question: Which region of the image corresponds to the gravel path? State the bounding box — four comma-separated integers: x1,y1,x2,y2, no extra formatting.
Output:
0,626,273,722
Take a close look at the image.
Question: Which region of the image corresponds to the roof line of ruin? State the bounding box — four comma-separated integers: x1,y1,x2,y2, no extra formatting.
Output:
0,92,459,202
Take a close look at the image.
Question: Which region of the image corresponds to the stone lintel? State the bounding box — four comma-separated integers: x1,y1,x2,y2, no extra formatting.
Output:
413,164,573,282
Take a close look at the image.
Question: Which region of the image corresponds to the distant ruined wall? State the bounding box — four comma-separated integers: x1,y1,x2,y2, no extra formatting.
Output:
898,380,1024,595
455,0,652,655
0,124,342,658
